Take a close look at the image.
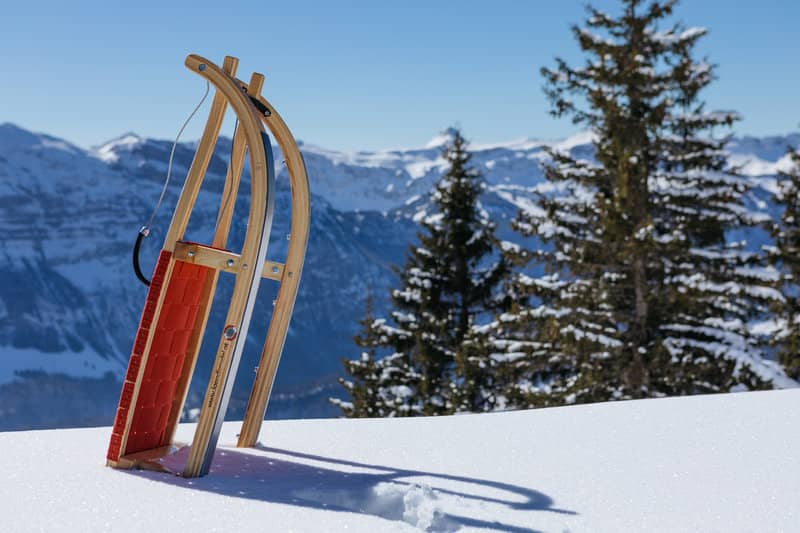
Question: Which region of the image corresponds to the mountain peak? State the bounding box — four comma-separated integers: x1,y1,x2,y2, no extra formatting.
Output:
0,122,25,132
551,130,598,152
0,122,83,155
0,122,38,147
92,132,144,163
425,127,460,149
100,132,143,147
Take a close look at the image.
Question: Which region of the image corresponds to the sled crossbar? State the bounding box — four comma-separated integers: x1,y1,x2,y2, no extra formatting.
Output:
106,54,309,478
172,241,287,280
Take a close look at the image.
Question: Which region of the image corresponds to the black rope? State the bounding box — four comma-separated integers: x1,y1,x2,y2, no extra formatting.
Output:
133,226,151,286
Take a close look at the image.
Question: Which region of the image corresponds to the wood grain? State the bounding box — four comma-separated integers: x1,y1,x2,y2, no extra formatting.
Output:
182,54,272,478
237,84,311,448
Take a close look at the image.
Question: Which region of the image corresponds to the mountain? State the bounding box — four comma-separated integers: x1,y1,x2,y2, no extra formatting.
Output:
1,389,797,531
0,122,797,429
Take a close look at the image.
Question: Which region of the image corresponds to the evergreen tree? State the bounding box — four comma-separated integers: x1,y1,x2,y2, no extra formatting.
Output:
496,0,792,407
332,293,389,417
451,325,501,413
770,147,800,380
333,292,422,417
336,128,508,416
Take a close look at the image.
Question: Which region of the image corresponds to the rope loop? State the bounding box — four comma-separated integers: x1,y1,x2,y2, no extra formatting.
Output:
133,81,211,286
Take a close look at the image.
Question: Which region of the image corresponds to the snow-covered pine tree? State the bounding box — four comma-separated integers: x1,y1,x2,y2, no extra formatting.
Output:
770,147,800,380
451,324,502,413
496,0,792,407
332,291,423,417
336,128,508,416
332,293,389,417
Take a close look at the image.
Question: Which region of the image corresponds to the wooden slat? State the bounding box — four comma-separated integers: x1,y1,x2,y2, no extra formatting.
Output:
173,241,284,281
116,442,187,472
262,261,284,280
173,242,241,273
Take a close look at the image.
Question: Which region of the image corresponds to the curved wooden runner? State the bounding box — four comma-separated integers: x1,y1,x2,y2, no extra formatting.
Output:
236,81,310,448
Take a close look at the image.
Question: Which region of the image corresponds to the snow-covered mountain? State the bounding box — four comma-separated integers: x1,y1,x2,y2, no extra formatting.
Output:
1,389,797,532
0,122,797,429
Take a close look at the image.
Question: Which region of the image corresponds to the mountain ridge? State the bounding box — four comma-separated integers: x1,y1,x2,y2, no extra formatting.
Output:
0,121,797,428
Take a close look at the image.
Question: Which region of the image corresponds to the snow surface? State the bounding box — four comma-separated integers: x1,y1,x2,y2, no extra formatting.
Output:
0,346,121,383
1,389,797,532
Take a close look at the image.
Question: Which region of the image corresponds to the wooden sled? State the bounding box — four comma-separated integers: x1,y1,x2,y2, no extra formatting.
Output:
106,54,309,478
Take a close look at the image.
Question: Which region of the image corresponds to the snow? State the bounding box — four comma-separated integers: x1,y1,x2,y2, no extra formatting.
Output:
551,130,597,153
0,346,123,384
0,389,797,532
750,318,786,337
729,151,800,177
425,127,460,149
577,28,615,47
648,27,708,45
92,133,144,163
499,240,520,253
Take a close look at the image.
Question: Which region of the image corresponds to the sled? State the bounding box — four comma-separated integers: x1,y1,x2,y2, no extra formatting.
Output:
106,54,310,478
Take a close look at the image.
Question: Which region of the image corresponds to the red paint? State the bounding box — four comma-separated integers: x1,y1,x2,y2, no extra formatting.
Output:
107,252,210,461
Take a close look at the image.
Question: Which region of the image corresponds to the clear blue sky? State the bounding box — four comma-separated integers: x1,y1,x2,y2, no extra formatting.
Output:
2,0,798,151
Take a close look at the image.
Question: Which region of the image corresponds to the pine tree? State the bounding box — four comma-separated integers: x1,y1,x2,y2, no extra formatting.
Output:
336,128,508,416
770,147,800,380
451,325,501,413
332,293,387,417
333,292,422,417
495,0,792,407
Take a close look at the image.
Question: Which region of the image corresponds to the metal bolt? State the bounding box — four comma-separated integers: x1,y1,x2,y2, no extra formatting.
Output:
187,250,195,258
199,64,206,71
224,326,237,339
242,263,248,270
286,234,291,240
288,271,293,278
226,259,235,267
272,266,279,274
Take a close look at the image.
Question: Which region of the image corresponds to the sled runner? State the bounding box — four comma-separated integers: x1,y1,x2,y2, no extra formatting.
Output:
106,54,309,477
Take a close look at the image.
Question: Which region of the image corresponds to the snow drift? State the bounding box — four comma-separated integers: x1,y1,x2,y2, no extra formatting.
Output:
0,389,797,532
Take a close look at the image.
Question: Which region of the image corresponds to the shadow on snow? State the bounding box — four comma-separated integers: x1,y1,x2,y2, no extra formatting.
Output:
125,444,576,532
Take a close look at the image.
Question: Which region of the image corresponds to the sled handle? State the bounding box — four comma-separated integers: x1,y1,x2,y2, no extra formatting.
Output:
132,227,151,286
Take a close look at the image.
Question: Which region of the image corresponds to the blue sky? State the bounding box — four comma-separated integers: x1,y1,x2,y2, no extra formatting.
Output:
2,0,798,151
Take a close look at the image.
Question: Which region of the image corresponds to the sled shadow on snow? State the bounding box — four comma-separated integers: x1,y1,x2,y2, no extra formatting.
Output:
125,444,576,532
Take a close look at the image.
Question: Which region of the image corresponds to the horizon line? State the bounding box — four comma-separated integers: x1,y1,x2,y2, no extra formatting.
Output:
2,120,799,155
